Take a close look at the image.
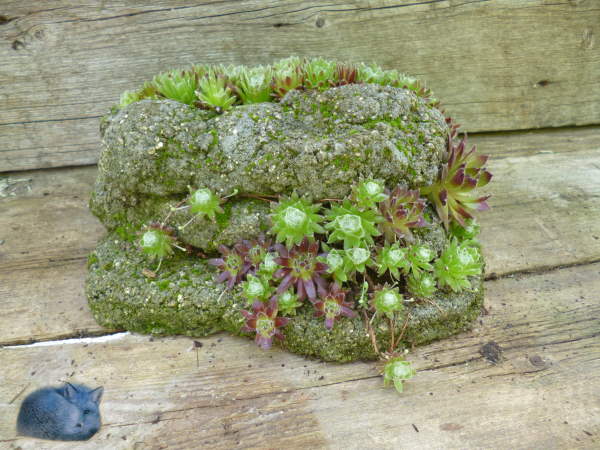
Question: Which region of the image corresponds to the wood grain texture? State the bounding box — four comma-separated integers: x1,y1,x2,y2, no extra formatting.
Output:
1,262,598,448
1,127,599,346
1,0,599,171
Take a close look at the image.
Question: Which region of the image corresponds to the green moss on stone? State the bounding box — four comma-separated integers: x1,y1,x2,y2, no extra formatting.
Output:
86,233,484,362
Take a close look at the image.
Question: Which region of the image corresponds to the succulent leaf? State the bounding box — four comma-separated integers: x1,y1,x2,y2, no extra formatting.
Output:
277,289,303,316
303,57,337,91
344,247,372,273
231,65,273,104
195,70,237,111
241,274,274,303
208,244,251,289
140,228,175,260
405,244,435,276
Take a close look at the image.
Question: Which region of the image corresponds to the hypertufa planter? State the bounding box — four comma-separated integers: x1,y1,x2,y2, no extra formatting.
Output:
86,57,492,393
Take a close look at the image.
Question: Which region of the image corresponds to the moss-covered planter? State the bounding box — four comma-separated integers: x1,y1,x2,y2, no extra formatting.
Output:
86,234,484,362
87,57,491,368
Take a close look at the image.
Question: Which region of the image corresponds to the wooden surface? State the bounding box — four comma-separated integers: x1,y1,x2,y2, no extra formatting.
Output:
1,126,599,447
1,0,599,171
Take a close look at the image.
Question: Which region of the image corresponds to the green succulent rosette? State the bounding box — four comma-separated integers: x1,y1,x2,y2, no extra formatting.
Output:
269,194,325,248
383,357,416,394
325,200,382,249
376,243,409,279
189,188,224,221
434,238,483,292
372,287,404,319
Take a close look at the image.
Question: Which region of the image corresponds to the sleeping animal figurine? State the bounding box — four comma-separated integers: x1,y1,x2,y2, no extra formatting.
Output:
16,382,103,441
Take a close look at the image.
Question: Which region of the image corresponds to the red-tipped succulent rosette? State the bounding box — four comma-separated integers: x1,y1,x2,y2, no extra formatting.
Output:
379,186,428,242
421,133,492,229
207,243,252,289
313,283,356,330
241,298,290,350
332,64,358,87
273,237,328,303
235,234,273,275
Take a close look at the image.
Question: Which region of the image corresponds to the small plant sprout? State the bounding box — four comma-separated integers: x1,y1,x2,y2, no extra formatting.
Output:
258,252,280,277
344,247,372,274
269,193,324,248
119,90,140,109
179,187,224,230
372,286,404,320
325,200,382,249
321,247,350,283
351,179,388,210
450,218,481,242
313,283,356,330
208,244,251,289
407,272,437,298
241,274,274,303
356,62,387,84
405,244,435,276
277,289,302,316
241,298,289,350
377,243,409,279
434,238,483,292
383,357,417,394
139,223,184,271
195,70,237,112
237,235,273,275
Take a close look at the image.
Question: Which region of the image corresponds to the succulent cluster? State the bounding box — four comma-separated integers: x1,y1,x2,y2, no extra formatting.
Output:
117,57,438,112
126,60,493,394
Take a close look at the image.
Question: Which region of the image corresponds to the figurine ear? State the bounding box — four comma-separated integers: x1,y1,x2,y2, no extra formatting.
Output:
63,382,79,400
90,386,104,404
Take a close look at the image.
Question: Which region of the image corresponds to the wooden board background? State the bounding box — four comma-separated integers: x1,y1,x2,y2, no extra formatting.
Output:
1,0,599,171
1,0,600,447
1,126,599,447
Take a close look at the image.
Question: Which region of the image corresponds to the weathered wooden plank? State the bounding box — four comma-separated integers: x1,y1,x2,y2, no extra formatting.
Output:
1,0,599,171
1,127,599,345
1,263,598,448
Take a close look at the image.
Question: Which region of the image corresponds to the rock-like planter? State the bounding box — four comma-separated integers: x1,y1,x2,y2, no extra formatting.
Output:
87,58,491,388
